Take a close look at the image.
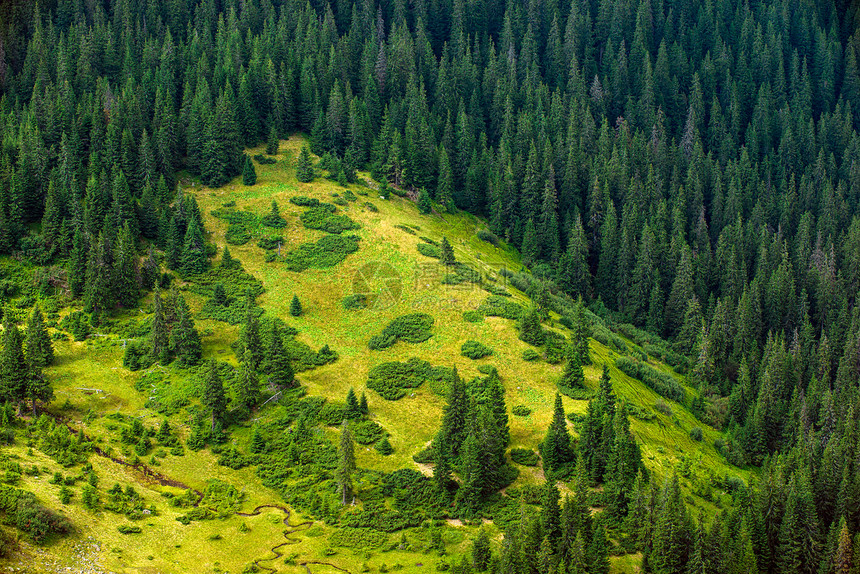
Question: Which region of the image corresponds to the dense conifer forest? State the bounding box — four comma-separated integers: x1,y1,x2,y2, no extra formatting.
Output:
1,0,860,572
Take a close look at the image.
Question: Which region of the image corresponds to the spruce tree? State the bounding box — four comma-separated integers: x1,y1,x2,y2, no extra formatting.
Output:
418,188,432,214
336,420,356,505
588,521,610,574
169,296,202,366
180,217,208,276
266,124,279,155
290,295,303,317
345,388,361,419
24,305,54,369
242,155,257,186
150,290,169,364
519,306,545,346
238,295,263,370
236,350,260,412
141,246,159,290
542,394,575,473
472,528,491,571
296,145,313,182
561,354,585,391
359,392,369,415
69,227,89,298
521,219,541,265
0,317,29,412
202,360,226,431
114,222,139,308
266,323,295,389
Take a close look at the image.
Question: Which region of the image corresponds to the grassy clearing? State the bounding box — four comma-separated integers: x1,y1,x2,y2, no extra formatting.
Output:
1,136,751,574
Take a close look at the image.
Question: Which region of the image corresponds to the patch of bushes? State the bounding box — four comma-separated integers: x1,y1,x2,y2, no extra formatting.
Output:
299,206,359,234
284,234,360,272
522,349,541,361
476,230,499,246
117,525,142,534
478,296,523,320
289,196,321,207
509,448,539,466
416,243,441,258
462,310,483,322
256,236,283,251
654,400,674,417
441,263,481,285
342,294,367,310
252,154,277,164
329,527,389,550
363,202,378,212
689,427,704,441
0,484,71,543
511,405,531,417
366,358,456,400
352,420,386,445
460,340,493,359
394,224,416,235
615,357,686,403
368,314,434,350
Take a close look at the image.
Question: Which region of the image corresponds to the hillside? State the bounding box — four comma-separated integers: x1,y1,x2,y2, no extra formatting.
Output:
0,138,748,574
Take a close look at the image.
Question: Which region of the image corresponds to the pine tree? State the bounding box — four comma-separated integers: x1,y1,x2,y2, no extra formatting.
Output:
359,392,369,415
266,124,279,155
345,388,361,419
242,155,257,186
169,296,202,366
238,295,263,370
68,226,89,297
588,521,610,574
561,354,585,391
149,290,169,364
266,323,295,389
0,317,29,412
542,394,575,472
24,305,54,369
296,145,314,182
236,350,261,411
336,420,356,505
180,217,208,276
114,222,139,308
418,187,432,214
202,360,226,431
519,306,544,346
290,295,303,317
542,477,562,549
472,527,491,571
249,425,266,454
437,147,455,212
141,246,159,290
833,517,852,574
522,218,541,265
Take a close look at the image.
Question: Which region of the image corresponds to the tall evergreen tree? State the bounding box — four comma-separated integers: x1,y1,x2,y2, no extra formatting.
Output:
24,305,54,369
336,420,356,505
202,360,226,431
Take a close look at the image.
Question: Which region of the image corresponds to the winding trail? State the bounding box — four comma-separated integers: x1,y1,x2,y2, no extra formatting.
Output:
234,504,351,574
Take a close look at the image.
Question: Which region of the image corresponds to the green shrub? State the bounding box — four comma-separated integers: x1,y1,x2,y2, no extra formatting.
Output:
366,358,456,400
284,235,360,272
394,224,416,235
329,527,389,549
342,294,367,310
689,427,703,441
289,196,321,207
363,202,379,212
460,340,493,359
522,349,541,361
462,310,483,322
226,223,252,245
118,525,142,534
476,230,499,246
614,357,686,403
257,236,283,250
416,243,441,258
375,437,394,455
509,448,539,466
368,314,434,350
478,296,523,320
511,405,531,417
299,207,359,234
352,420,385,445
